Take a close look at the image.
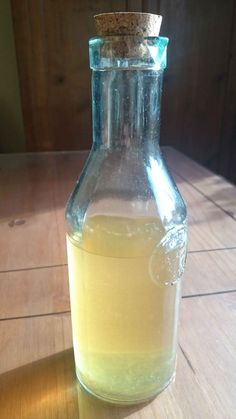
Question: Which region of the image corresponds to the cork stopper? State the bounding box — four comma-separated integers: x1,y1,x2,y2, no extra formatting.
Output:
94,12,162,37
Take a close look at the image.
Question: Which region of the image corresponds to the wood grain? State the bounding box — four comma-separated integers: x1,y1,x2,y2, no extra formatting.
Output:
159,0,235,174
127,0,142,11
1,293,235,418
11,0,127,151
183,249,236,296
0,152,86,271
173,172,236,251
0,313,72,375
218,1,236,184
0,266,70,320
142,0,161,14
164,146,236,220
179,293,236,418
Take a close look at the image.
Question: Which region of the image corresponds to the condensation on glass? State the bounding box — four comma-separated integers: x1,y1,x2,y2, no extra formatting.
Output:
66,35,187,405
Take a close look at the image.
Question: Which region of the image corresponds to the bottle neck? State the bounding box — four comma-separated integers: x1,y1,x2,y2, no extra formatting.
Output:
92,69,163,150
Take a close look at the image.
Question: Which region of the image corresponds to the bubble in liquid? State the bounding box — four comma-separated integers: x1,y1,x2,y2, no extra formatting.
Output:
149,225,187,287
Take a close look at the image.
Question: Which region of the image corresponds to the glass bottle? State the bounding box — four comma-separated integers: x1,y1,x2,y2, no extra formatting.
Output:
66,33,187,405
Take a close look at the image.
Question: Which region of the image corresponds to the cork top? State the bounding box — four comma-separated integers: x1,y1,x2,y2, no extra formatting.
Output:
94,12,162,37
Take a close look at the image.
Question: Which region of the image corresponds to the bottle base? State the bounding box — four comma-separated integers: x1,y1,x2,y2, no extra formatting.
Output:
76,370,175,406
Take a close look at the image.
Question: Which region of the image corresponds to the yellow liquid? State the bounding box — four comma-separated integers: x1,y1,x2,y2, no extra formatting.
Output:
67,216,184,403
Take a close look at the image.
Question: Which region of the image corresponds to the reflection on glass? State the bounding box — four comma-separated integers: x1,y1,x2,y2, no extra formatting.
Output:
76,381,148,419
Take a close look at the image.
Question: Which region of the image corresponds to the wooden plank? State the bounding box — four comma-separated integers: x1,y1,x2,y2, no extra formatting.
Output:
173,172,236,251
0,313,72,375
127,0,142,12
218,1,236,183
0,0,25,153
179,293,236,418
0,152,66,270
183,249,236,296
1,294,235,418
159,0,234,173
11,0,127,151
163,147,236,220
0,347,78,419
0,152,86,271
10,0,37,150
0,266,70,320
142,0,161,14
11,0,52,151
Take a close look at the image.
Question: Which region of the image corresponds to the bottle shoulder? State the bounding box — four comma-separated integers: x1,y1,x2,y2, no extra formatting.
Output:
66,148,187,233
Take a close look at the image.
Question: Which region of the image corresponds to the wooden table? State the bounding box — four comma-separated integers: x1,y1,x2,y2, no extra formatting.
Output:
0,147,235,419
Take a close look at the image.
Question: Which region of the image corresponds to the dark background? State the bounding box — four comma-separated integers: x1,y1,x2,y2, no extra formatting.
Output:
11,0,236,182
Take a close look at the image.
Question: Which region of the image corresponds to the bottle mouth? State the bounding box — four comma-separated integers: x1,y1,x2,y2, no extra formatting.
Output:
89,36,169,71
89,35,168,44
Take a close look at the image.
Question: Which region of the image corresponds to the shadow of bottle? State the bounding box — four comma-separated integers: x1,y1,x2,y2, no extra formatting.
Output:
0,348,148,419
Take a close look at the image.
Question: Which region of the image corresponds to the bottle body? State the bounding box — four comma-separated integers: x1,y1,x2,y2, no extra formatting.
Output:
67,215,184,403
66,36,187,404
